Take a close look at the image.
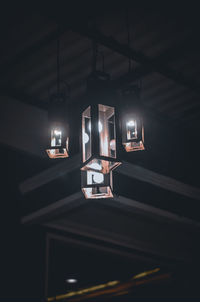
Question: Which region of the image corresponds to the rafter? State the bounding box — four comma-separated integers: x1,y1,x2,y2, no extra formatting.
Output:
66,24,200,94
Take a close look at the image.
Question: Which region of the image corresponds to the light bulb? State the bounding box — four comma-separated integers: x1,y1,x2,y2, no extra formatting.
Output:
93,172,104,184
110,139,116,151
89,162,102,171
127,120,135,127
54,129,61,136
83,132,89,144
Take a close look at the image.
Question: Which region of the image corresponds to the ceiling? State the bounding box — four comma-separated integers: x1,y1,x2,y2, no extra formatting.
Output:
2,3,200,301
1,2,200,128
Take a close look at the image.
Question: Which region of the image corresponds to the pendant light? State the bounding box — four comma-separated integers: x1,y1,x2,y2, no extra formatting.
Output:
80,41,121,174
121,9,145,152
46,29,69,159
121,86,145,152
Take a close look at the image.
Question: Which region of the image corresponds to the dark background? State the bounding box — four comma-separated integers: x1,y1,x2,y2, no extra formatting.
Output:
1,2,200,301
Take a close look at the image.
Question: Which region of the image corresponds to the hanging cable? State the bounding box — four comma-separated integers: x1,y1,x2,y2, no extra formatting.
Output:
92,39,98,73
126,8,131,73
62,81,71,98
99,51,105,73
57,27,60,97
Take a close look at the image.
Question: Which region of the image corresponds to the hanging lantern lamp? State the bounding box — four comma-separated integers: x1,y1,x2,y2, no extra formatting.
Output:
46,30,70,159
121,87,145,152
46,93,70,158
81,71,121,174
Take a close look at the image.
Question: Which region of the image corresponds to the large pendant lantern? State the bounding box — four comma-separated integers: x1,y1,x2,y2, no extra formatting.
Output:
81,71,121,174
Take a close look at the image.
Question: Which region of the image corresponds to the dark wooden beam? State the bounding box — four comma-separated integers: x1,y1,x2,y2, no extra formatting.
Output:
66,24,200,95
44,222,169,264
19,154,80,194
45,232,157,265
0,28,68,77
106,195,200,228
1,96,198,202
21,195,200,264
118,162,200,201
19,153,200,201
21,192,83,224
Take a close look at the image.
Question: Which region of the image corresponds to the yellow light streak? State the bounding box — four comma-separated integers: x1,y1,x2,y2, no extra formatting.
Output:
132,267,160,280
48,280,119,301
47,268,161,302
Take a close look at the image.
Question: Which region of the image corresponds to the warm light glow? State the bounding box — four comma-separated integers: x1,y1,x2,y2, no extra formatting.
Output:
48,280,119,301
51,128,62,147
98,104,116,159
48,267,168,302
88,162,102,171
82,186,113,199
110,139,116,151
132,268,160,280
54,129,62,136
66,279,77,284
81,104,121,174
126,119,137,140
124,141,145,152
47,134,69,159
83,133,89,144
46,148,69,159
127,120,135,127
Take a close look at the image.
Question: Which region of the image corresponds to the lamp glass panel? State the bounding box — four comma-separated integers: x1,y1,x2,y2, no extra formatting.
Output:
98,104,116,158
82,187,113,199
87,170,104,185
126,119,137,140
82,106,92,163
82,158,119,174
82,170,113,199
51,128,62,147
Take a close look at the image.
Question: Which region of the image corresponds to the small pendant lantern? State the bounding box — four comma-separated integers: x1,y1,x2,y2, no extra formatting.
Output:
46,29,70,159
121,87,145,152
121,10,145,152
46,94,69,158
122,114,145,152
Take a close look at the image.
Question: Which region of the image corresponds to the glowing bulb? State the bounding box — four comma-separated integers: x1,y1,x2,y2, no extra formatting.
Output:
89,162,102,171
93,172,104,184
98,121,103,132
110,139,116,151
54,129,61,136
127,120,135,127
83,132,89,144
